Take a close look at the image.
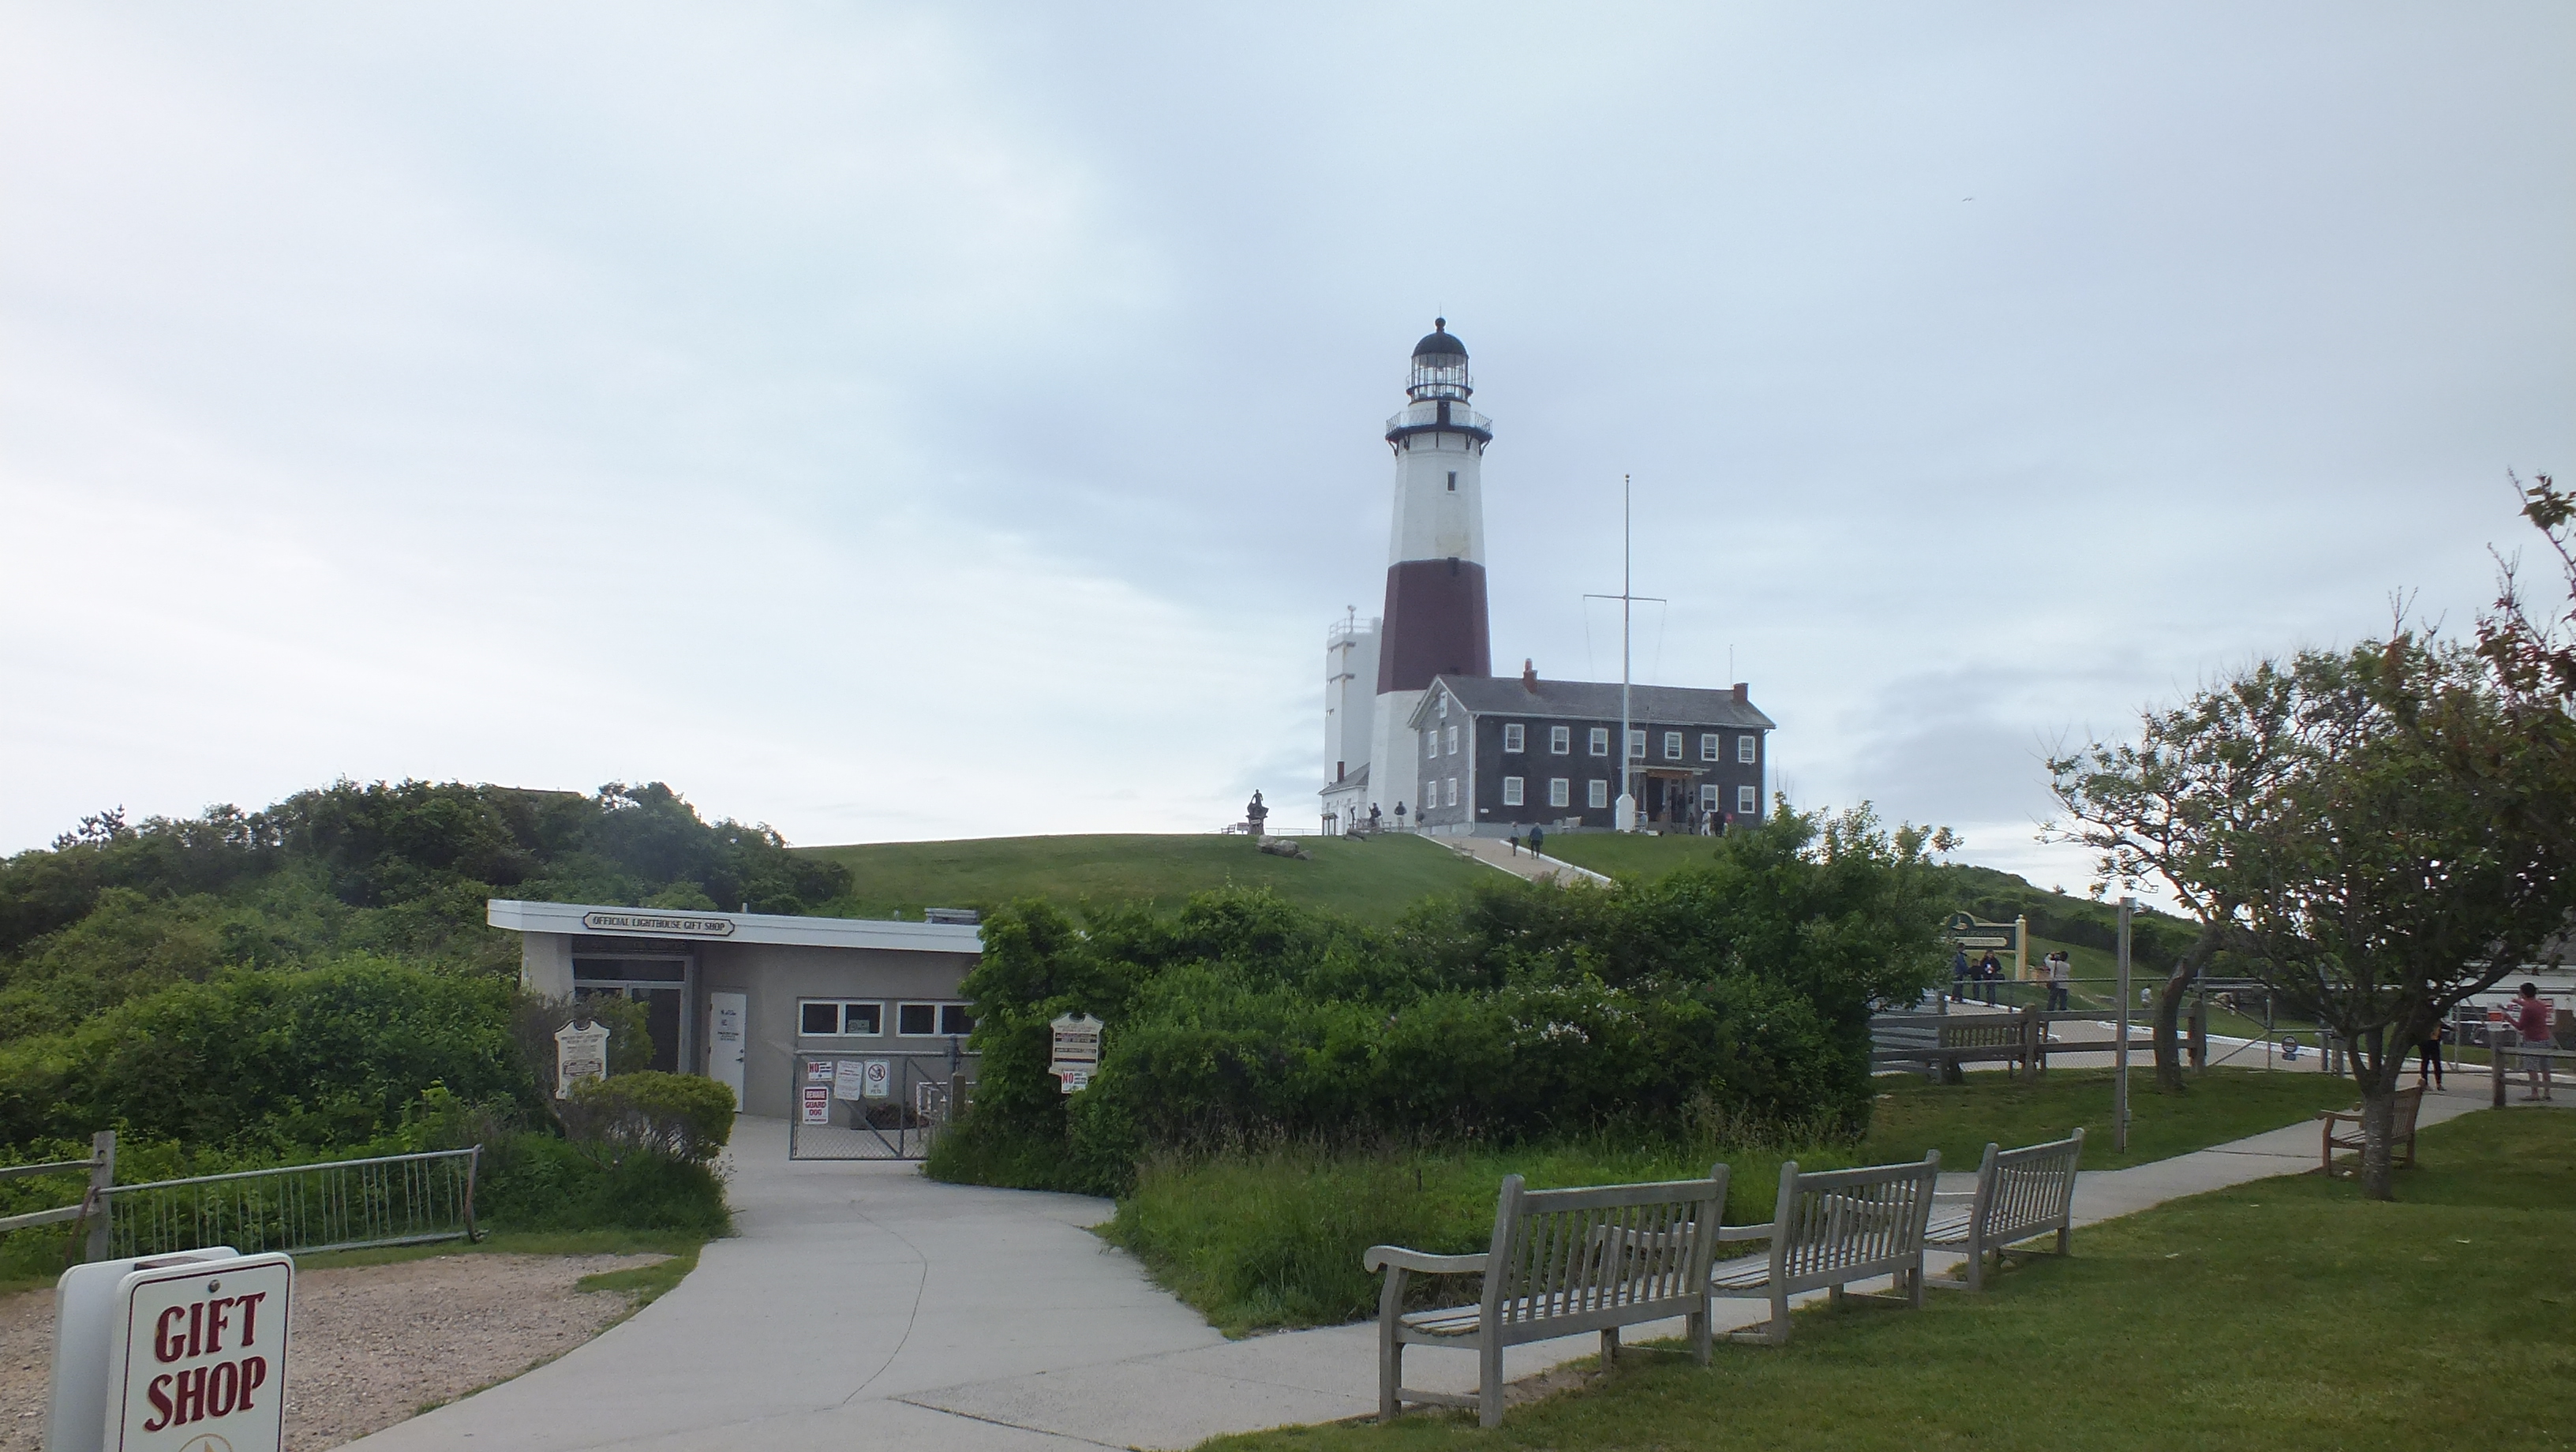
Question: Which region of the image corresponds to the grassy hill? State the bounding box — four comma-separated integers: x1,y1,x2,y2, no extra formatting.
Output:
798,833,1494,926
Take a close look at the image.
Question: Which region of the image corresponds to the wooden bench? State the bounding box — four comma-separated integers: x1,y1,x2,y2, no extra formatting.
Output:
1363,1167,1728,1428
1708,1154,1941,1344
2320,1083,2423,1177
1924,1131,2084,1291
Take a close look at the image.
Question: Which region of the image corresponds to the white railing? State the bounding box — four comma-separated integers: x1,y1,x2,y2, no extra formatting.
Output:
1383,403,1492,434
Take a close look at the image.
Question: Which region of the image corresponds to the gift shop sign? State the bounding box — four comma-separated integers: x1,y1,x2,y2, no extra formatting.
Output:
108,1252,294,1451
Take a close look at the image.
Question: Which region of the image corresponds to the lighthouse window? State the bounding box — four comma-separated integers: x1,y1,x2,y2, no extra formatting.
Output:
1548,778,1571,809
1550,725,1571,754
1738,734,1758,764
1447,470,1458,492
1503,723,1525,752
1588,728,1609,757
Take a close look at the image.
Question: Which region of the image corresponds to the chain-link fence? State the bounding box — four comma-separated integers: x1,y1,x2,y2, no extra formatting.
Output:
788,1052,975,1161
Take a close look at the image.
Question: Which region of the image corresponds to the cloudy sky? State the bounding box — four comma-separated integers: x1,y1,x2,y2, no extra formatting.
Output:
3,2,2570,888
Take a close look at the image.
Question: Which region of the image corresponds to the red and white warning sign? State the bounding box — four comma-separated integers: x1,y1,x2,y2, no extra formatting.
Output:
800,1083,833,1125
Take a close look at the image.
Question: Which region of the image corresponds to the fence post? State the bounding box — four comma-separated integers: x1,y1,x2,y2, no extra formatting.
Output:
2492,1031,2508,1108
84,1128,115,1263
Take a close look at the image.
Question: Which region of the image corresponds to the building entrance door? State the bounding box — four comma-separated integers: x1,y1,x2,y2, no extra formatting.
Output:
708,993,747,1109
573,955,692,1074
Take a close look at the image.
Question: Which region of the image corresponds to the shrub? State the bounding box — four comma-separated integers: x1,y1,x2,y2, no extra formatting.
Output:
473,1132,730,1235
558,1072,736,1167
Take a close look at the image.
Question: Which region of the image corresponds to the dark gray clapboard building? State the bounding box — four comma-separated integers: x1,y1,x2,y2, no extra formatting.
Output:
1405,668,1775,834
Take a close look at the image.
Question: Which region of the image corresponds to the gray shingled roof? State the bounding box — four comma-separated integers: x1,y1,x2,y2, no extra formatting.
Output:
1416,675,1777,730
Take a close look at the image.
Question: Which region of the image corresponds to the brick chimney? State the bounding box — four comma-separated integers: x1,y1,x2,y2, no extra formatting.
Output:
1732,681,1749,704
1522,658,1539,690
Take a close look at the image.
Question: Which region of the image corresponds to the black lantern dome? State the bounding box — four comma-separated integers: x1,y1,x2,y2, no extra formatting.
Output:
1406,318,1472,401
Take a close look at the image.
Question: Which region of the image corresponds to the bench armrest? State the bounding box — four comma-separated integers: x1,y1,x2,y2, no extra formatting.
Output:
1930,1190,1977,1203
1714,1222,1775,1243
2317,1109,2362,1127
1363,1245,1488,1275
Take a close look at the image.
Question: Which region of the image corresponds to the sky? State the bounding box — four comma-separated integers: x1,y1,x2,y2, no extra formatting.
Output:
3,2,2570,893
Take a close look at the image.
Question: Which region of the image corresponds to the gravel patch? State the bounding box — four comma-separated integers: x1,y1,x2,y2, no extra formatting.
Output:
0,1251,668,1451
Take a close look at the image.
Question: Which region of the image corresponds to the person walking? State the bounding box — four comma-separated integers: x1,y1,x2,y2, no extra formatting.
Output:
2046,951,2072,1012
1507,827,1522,858
2507,982,2556,1101
2415,1024,2445,1090
1528,823,1546,860
1952,948,1972,1004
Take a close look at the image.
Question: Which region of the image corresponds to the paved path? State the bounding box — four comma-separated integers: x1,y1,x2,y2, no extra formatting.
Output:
1438,834,1611,887
350,1087,2540,1452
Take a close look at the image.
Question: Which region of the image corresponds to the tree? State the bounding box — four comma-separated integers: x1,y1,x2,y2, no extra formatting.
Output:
2057,638,2570,1199
2049,663,2309,1091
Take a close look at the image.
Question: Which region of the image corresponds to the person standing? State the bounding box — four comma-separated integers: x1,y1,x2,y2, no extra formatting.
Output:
1976,950,2001,1006
2507,982,2556,1101
2046,951,2072,1012
1952,948,1971,1004
2416,1024,2445,1090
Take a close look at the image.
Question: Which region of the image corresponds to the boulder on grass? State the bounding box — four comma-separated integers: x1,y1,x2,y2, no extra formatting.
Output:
1256,836,1311,861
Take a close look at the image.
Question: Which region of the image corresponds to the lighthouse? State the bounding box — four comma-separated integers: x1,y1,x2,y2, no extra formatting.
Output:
1360,319,1493,825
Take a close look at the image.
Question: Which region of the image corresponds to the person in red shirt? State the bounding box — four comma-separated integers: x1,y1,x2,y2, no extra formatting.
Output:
2507,982,2556,1102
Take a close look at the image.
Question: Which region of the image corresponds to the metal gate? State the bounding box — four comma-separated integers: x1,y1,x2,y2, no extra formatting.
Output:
788,1052,974,1161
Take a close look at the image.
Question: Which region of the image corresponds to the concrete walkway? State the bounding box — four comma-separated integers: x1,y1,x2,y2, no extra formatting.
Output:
1438,833,1612,887
349,1087,2535,1452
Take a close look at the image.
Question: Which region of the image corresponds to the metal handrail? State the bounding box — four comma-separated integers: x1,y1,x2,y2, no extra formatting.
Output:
91,1144,482,1261
94,1146,470,1196
0,1158,97,1181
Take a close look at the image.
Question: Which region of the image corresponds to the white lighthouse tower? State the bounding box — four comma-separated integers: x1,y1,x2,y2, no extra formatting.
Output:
1359,319,1493,826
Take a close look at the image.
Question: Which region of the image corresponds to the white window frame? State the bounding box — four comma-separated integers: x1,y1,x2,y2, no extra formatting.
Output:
1446,724,1459,756
1548,777,1571,808
1503,776,1524,806
1701,733,1720,762
1438,692,1449,718
1701,783,1720,811
896,1001,946,1037
1426,730,1438,759
1627,729,1646,761
1550,724,1571,754
798,999,885,1037
1446,777,1459,806
1589,779,1609,809
1737,784,1758,815
1738,734,1758,764
1663,731,1683,761
938,1004,975,1037
1503,723,1525,753
1589,728,1610,757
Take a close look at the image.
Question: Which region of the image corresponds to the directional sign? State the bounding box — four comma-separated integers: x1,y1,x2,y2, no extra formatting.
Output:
107,1252,294,1452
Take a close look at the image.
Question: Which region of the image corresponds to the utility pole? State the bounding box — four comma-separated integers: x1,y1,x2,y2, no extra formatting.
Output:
2115,896,2134,1153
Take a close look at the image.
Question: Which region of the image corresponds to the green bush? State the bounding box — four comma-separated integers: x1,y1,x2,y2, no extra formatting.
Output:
947,805,1949,1194
473,1132,730,1235
559,1072,736,1167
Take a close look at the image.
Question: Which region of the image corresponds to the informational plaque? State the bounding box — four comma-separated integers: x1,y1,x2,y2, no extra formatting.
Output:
833,1060,865,1102
554,1020,611,1098
1050,1012,1103,1095
105,1251,294,1452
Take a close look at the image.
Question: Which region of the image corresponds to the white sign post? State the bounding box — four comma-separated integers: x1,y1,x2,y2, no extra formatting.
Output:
1049,1012,1103,1095
554,1019,611,1098
47,1248,292,1452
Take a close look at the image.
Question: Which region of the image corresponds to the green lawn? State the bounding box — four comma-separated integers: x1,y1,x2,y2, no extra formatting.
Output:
1866,1067,2365,1172
799,833,1492,926
1201,1107,2576,1452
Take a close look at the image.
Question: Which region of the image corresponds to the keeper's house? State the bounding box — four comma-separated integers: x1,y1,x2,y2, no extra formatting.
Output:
487,900,982,1119
1405,670,1776,835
